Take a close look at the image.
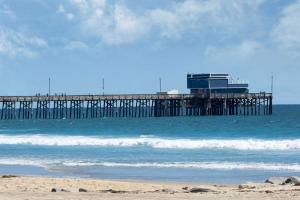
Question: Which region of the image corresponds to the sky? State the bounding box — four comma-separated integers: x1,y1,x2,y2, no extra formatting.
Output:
0,0,299,104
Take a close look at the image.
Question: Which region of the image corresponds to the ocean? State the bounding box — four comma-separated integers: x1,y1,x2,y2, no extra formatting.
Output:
0,105,299,183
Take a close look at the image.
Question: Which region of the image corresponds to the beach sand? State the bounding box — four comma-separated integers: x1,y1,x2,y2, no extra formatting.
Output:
0,176,299,200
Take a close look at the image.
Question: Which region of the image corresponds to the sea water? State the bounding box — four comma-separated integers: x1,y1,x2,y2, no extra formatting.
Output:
0,105,299,183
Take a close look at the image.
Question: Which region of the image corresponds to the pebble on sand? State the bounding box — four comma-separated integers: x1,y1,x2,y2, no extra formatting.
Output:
188,187,215,193
51,188,70,192
79,188,88,192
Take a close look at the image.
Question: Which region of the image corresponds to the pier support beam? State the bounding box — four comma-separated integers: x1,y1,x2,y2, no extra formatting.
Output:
0,93,272,119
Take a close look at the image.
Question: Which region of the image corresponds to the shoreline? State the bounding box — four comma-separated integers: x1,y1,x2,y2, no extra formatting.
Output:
0,175,299,200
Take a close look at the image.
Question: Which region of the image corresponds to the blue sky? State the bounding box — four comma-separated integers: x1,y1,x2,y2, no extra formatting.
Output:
0,0,299,104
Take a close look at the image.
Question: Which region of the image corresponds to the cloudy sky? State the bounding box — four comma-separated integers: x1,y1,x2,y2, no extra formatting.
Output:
0,0,299,104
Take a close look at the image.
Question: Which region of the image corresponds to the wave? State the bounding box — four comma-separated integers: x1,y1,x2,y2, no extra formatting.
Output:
0,134,300,150
0,158,51,167
0,158,300,171
64,162,300,171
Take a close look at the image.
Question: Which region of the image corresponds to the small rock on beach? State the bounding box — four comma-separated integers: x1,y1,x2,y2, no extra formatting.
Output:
79,188,88,192
51,188,70,192
1,175,18,178
188,187,215,193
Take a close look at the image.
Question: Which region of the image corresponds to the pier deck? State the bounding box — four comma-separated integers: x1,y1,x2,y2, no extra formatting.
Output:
0,93,272,119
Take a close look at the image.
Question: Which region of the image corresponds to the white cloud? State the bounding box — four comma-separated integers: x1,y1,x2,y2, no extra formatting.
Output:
149,0,223,38
0,4,16,19
70,0,106,15
0,26,48,58
272,0,300,51
65,40,88,50
66,13,74,20
70,0,148,45
57,4,65,14
205,40,263,59
101,4,149,45
69,0,265,45
57,4,74,21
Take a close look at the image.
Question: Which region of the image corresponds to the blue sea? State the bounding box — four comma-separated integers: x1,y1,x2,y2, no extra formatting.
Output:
0,105,299,184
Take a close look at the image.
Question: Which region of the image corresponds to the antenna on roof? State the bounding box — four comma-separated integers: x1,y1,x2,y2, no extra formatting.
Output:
159,77,162,92
271,73,274,95
102,78,105,95
48,77,51,96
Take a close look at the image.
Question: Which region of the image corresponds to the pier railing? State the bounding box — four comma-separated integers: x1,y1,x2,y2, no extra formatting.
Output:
0,93,272,101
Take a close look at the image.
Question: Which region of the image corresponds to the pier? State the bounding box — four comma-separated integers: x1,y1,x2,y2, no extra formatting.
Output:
0,93,272,120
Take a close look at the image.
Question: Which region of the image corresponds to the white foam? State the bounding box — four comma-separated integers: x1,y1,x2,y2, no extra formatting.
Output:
1,158,300,171
75,162,300,171
0,158,51,168
0,134,300,150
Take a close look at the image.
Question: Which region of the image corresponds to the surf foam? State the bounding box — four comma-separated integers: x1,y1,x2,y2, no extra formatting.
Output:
0,134,300,150
0,158,300,171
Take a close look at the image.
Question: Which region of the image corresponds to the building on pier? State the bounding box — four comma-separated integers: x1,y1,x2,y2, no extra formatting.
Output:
187,73,249,94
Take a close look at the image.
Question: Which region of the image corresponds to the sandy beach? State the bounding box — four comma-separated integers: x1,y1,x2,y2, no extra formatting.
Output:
0,175,299,200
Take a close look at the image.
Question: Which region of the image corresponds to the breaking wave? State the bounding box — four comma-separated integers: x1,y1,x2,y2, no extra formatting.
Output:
63,161,300,171
0,134,300,150
0,158,300,171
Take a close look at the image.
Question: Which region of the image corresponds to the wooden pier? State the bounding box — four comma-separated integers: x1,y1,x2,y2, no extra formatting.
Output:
0,93,272,120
